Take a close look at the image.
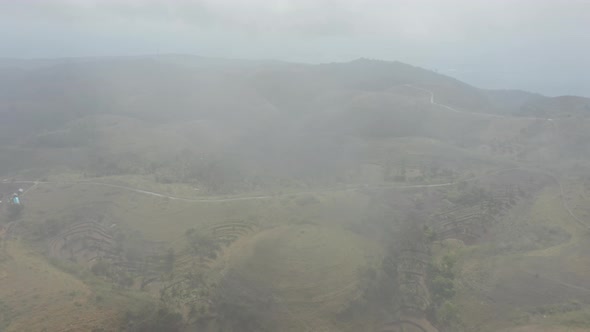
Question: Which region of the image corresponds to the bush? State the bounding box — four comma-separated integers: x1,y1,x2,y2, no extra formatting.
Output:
125,305,183,332
91,260,112,277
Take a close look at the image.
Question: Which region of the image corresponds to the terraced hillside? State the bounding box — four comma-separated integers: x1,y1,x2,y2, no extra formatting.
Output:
223,224,380,331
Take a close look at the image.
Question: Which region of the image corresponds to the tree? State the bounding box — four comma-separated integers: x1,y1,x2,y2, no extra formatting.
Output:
427,254,462,330
125,305,183,332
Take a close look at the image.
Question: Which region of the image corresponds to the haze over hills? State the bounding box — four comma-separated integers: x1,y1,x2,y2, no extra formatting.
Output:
1,55,590,332
2,56,589,182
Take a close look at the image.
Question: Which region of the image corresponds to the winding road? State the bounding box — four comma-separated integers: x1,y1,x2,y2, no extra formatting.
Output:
2,167,542,203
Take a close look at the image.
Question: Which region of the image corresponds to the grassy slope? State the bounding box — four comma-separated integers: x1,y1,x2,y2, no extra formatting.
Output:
0,240,116,332
225,224,381,332
0,171,442,331
454,182,590,331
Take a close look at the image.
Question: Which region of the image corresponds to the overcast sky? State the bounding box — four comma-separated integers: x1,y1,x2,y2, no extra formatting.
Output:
1,0,589,96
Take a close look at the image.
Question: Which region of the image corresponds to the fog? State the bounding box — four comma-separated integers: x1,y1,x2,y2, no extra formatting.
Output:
1,0,589,96
1,2,590,332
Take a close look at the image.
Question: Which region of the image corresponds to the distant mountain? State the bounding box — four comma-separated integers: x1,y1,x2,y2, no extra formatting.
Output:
1,55,589,182
483,88,590,118
518,95,590,118
4,55,584,128
482,89,544,115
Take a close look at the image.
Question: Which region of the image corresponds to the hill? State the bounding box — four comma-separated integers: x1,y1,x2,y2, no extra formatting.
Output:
1,55,590,331
0,55,572,184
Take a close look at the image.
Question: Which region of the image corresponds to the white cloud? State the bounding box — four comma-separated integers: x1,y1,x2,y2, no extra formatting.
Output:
0,0,588,95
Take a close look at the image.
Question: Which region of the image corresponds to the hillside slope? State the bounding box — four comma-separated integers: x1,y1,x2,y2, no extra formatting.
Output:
1,55,590,332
